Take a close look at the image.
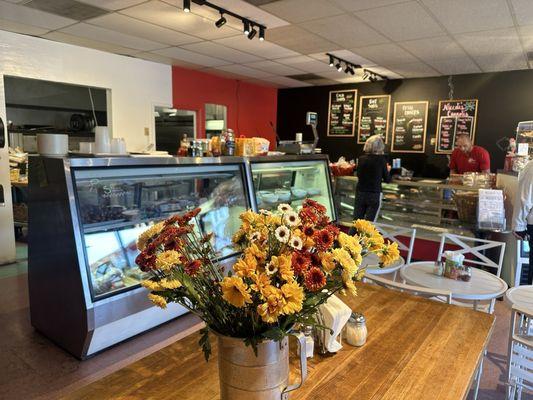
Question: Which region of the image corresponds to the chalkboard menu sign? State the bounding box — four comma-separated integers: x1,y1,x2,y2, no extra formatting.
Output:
435,99,478,154
327,89,357,137
391,101,428,153
357,95,391,144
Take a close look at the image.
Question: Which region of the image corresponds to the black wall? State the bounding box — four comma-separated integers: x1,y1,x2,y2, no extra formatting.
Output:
277,69,533,178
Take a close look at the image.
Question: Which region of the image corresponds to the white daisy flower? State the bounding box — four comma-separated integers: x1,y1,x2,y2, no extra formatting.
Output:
277,203,292,213
284,211,300,227
259,209,271,216
275,225,290,243
265,262,278,275
250,231,261,242
289,236,303,250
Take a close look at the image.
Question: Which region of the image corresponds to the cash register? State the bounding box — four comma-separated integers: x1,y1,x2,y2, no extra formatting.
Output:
277,112,319,155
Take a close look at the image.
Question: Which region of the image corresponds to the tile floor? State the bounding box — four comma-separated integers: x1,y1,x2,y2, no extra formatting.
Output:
0,243,528,399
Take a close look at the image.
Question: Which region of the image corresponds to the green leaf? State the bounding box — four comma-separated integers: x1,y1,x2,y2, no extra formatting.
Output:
199,327,211,362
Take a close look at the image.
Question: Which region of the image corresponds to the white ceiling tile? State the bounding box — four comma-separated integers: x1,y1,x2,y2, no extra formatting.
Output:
420,0,514,34
517,25,533,49
511,0,533,26
350,43,419,65
42,31,139,55
426,57,481,75
298,14,389,48
243,60,303,75
60,22,168,51
135,51,203,68
260,0,344,24
0,1,76,30
354,1,444,41
87,13,201,46
315,70,351,80
382,62,440,78
330,0,408,12
79,0,147,10
153,47,232,67
0,19,49,36
259,75,313,87
325,50,377,67
399,36,468,62
242,78,281,88
214,64,276,79
455,28,522,57
273,55,332,73
266,25,341,54
304,78,339,86
181,42,263,63
214,35,300,59
120,1,241,40
473,52,528,72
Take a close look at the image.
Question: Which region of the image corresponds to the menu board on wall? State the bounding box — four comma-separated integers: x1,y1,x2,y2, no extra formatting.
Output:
391,101,428,153
357,95,391,144
435,99,478,154
327,89,357,137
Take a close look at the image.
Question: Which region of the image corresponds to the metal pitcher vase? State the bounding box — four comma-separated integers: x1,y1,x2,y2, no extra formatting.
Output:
216,332,307,400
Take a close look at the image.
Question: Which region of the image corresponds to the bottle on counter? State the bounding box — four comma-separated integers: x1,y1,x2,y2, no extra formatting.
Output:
178,134,189,156
224,129,235,156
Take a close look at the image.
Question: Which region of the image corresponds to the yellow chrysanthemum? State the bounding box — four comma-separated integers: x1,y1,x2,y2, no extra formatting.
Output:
320,251,336,273
245,243,267,262
379,241,400,266
158,278,182,289
353,219,379,236
265,214,282,226
141,279,161,291
271,254,294,282
233,253,258,278
148,293,167,309
220,276,253,308
341,271,358,296
137,222,165,251
155,250,182,272
338,232,363,260
332,248,357,277
232,228,246,245
257,287,285,323
281,281,304,314
250,272,271,294
240,210,259,226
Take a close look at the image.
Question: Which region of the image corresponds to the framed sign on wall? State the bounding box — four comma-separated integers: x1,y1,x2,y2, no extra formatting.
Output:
327,89,357,137
357,94,391,144
435,99,478,154
391,101,429,153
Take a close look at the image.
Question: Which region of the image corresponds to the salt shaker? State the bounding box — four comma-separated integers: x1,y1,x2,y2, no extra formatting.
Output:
345,313,367,347
297,325,314,358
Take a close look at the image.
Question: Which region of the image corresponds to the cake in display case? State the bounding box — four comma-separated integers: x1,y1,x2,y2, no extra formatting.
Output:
249,155,336,222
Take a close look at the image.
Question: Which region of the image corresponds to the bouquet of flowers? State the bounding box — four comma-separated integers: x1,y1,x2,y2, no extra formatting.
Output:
135,199,399,360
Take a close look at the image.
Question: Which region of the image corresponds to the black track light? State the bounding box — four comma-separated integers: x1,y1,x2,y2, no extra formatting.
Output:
329,55,334,67
349,67,355,75
243,20,250,35
335,62,342,72
215,13,226,28
344,65,351,74
248,27,257,40
259,26,265,41
183,0,190,12
362,72,368,79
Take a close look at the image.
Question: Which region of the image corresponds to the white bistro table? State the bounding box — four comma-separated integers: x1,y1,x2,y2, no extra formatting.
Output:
363,253,405,276
504,285,533,310
401,261,508,311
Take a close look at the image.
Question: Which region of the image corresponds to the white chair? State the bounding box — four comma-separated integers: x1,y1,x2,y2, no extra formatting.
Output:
515,239,529,287
374,222,417,265
507,305,533,399
437,233,506,313
365,274,452,304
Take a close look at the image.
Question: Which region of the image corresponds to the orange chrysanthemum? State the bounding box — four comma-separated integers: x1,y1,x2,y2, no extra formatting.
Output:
305,267,326,291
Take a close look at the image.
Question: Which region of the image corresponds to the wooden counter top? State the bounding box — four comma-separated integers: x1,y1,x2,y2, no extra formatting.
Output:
62,283,494,400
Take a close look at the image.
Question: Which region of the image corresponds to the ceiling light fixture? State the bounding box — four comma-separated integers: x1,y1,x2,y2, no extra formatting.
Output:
248,26,257,40
215,13,226,28
243,20,250,35
362,68,388,82
329,55,334,67
344,65,351,74
326,53,364,77
183,0,190,12
336,62,342,72
259,26,265,41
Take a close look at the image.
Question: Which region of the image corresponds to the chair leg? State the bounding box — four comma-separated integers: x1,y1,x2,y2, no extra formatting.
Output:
473,356,483,400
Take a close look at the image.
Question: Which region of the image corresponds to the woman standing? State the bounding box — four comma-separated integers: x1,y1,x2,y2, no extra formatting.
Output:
353,134,391,222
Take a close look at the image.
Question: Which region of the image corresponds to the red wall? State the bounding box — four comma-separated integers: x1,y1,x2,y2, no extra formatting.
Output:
171,66,278,145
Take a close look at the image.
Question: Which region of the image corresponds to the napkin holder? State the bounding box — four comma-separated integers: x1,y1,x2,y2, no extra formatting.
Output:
315,295,352,354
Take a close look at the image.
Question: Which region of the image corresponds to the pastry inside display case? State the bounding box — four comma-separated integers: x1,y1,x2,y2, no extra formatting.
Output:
250,159,335,221
73,164,249,299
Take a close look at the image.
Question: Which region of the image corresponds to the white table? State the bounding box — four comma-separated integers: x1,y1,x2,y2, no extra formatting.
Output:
505,285,533,310
363,253,405,276
401,261,508,310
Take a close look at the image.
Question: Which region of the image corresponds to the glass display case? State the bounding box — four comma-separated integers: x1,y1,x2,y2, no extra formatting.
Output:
28,156,252,359
73,163,249,301
249,155,336,221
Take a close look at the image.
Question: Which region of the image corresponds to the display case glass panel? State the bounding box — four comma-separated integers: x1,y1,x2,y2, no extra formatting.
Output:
72,164,250,300
250,159,335,221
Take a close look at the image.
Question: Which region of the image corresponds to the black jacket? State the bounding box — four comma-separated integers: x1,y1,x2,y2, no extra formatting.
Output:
356,154,391,193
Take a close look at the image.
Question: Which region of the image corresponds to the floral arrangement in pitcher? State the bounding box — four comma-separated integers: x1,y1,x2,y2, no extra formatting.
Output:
135,199,399,360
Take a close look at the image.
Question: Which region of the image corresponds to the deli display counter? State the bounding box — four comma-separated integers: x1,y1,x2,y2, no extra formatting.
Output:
28,156,254,359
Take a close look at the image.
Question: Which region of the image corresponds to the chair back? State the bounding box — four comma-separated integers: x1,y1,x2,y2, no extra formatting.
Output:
507,306,533,398
374,222,416,264
365,274,452,304
437,233,506,277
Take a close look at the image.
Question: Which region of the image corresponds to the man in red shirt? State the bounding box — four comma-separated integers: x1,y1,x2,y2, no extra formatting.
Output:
449,135,491,174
